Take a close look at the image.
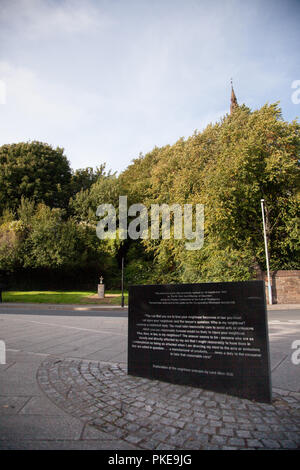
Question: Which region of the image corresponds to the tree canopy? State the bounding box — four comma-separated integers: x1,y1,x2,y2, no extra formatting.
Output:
0,141,72,213
120,103,300,282
0,102,299,289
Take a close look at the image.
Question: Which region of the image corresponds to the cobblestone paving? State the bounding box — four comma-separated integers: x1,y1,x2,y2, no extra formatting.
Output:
37,358,300,450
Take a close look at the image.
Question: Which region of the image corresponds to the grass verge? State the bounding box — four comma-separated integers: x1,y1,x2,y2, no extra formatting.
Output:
2,290,128,305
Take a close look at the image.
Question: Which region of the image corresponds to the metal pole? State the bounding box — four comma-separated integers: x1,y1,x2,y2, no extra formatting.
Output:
261,199,272,305
121,257,124,308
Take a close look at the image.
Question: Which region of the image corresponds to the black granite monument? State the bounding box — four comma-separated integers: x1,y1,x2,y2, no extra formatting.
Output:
128,281,272,403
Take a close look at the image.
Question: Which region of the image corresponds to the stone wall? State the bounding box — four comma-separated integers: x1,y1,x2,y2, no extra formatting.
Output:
255,270,300,304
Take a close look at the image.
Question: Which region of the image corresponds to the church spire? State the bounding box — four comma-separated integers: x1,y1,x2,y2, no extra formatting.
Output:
230,79,238,114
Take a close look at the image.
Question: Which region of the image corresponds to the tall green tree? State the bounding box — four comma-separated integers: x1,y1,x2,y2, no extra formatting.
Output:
70,170,119,224
0,201,116,272
0,141,72,215
70,164,107,197
120,102,300,282
0,220,25,272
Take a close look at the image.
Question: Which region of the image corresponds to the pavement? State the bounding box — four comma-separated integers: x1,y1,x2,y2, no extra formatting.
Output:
0,302,128,311
0,302,299,451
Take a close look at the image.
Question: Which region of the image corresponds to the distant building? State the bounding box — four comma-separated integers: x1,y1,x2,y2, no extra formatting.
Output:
230,79,238,114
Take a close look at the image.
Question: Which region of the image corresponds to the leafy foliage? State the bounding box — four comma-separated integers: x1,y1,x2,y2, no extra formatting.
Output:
0,220,25,272
0,102,299,288
70,168,119,223
0,141,72,214
70,164,107,196
120,102,300,282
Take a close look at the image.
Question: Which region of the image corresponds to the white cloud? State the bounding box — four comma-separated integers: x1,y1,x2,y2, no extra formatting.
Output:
0,0,113,38
0,61,82,125
0,0,298,173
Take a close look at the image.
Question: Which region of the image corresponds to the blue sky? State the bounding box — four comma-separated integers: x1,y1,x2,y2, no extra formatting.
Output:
0,0,299,173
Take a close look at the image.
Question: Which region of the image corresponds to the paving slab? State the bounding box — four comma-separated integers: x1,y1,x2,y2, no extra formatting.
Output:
0,414,83,442
18,395,67,416
0,439,138,450
32,357,300,450
0,305,299,450
0,396,31,415
272,355,300,392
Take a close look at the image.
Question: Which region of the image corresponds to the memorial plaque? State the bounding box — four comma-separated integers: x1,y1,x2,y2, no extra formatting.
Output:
128,281,272,403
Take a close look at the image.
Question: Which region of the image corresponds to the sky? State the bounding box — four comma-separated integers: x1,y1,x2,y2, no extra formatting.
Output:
0,0,299,174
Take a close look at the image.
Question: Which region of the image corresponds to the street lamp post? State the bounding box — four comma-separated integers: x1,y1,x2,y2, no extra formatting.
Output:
261,199,272,305
121,257,124,308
